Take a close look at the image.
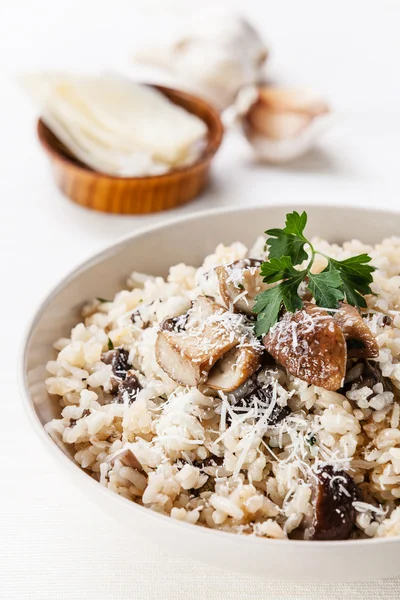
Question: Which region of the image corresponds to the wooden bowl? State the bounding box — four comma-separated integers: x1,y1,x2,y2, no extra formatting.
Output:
37,85,223,214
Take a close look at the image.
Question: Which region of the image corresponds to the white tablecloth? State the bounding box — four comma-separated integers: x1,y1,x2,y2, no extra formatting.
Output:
2,1,400,597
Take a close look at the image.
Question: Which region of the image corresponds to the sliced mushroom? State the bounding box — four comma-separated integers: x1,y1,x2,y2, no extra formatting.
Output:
263,302,347,391
155,296,244,387
155,330,207,387
215,258,266,314
207,345,261,392
109,449,147,475
305,465,359,540
334,303,379,359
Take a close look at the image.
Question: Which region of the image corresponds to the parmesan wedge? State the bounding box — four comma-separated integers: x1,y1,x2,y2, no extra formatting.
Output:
20,73,207,176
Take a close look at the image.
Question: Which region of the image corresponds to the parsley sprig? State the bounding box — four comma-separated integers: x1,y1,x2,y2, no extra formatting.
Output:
253,211,376,336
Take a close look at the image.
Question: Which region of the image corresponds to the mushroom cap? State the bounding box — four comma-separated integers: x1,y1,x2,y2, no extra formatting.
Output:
263,302,347,391
334,303,379,359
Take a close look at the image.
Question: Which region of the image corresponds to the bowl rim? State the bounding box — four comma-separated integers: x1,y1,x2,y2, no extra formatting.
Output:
20,202,400,550
37,84,224,182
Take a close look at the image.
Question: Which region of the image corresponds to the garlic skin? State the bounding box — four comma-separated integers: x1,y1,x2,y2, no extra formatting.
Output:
234,85,332,164
133,15,268,111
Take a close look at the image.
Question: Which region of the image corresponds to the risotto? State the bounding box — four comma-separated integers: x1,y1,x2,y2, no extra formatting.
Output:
45,232,400,541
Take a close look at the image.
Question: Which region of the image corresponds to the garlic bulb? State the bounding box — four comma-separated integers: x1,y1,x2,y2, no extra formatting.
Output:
133,15,268,111
233,85,332,163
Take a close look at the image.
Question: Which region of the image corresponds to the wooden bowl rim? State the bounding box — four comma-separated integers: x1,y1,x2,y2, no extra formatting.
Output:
37,84,224,182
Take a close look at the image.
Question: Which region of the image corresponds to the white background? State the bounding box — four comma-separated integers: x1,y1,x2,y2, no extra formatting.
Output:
2,1,400,598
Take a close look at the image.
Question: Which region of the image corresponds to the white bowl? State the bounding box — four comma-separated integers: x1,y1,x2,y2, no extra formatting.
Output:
21,204,400,582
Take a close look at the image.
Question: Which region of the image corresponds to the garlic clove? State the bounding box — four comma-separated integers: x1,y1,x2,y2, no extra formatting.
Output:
234,85,332,164
247,107,312,141
255,87,329,118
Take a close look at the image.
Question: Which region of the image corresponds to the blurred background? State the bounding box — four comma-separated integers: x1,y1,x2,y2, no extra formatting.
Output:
2,1,400,250
2,1,400,598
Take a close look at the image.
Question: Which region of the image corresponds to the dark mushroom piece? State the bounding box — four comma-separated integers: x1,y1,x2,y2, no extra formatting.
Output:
69,409,90,428
161,313,189,333
334,303,379,359
193,456,224,472
190,457,224,496
344,359,393,394
233,387,290,426
102,347,131,380
114,374,142,404
190,478,215,496
131,309,151,329
215,258,266,314
226,369,291,426
263,302,347,391
305,465,359,541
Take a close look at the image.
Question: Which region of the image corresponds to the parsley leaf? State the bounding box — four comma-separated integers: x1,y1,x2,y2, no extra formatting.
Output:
265,211,309,265
307,266,344,308
254,211,377,335
327,255,375,309
284,210,308,237
260,256,304,283
253,286,285,336
253,268,304,336
107,337,114,350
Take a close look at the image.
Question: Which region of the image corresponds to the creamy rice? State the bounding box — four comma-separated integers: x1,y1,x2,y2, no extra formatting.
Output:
45,236,400,540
